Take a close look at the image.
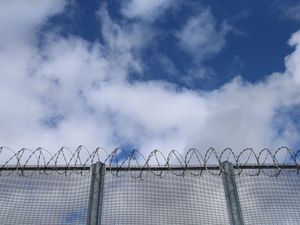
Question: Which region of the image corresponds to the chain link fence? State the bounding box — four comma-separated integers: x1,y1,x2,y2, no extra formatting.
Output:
0,147,300,225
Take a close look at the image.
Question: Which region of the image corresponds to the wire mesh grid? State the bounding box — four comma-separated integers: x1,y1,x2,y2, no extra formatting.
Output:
101,170,230,225
1,147,300,225
235,169,300,225
0,170,91,225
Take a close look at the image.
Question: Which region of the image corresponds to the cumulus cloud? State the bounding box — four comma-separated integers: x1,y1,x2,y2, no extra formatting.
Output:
1,0,300,158
176,8,230,62
286,30,300,84
0,0,65,45
121,0,175,21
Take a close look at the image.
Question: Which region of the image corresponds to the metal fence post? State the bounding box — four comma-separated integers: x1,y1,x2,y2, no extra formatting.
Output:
87,162,106,225
222,161,244,225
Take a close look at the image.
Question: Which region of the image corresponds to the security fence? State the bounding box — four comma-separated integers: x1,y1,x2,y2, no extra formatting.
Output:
0,147,300,225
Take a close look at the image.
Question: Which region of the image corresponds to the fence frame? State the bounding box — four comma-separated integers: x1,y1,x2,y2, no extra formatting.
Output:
222,161,244,225
86,162,106,225
1,163,299,225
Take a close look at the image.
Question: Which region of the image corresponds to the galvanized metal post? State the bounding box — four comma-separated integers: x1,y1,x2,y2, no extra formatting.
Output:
222,161,244,225
87,162,106,225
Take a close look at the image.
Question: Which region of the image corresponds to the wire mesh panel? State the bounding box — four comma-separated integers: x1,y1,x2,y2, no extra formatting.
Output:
101,170,230,225
2,147,300,225
0,170,91,225
235,169,300,225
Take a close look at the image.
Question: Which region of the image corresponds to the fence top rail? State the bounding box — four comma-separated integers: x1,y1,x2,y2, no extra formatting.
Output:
1,146,300,176
0,164,299,171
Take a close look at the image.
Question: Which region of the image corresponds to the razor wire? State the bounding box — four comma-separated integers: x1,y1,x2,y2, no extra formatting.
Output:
0,146,300,177
1,146,300,225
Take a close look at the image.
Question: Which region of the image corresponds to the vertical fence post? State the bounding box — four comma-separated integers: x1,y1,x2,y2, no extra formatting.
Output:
87,162,106,225
222,161,244,225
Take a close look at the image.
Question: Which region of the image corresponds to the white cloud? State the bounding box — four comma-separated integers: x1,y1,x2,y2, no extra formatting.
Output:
286,30,300,84
121,0,175,21
0,0,65,47
1,0,300,161
176,8,230,62
275,0,300,22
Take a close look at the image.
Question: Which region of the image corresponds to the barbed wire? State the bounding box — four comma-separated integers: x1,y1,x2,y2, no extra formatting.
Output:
0,146,300,177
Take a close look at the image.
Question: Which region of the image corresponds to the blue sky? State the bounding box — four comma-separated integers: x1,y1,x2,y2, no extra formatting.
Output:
1,0,300,155
46,0,300,88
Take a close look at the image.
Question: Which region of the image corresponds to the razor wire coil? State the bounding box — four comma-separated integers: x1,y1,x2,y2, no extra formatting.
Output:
0,146,300,177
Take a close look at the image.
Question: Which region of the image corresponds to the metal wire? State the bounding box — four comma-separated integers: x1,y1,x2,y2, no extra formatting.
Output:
101,170,230,225
1,146,300,225
0,170,91,225
0,146,300,177
236,169,300,225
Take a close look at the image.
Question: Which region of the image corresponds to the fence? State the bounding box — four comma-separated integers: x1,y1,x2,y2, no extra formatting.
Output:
0,147,300,225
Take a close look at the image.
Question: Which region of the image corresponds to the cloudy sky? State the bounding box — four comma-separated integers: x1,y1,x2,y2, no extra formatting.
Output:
1,0,300,156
